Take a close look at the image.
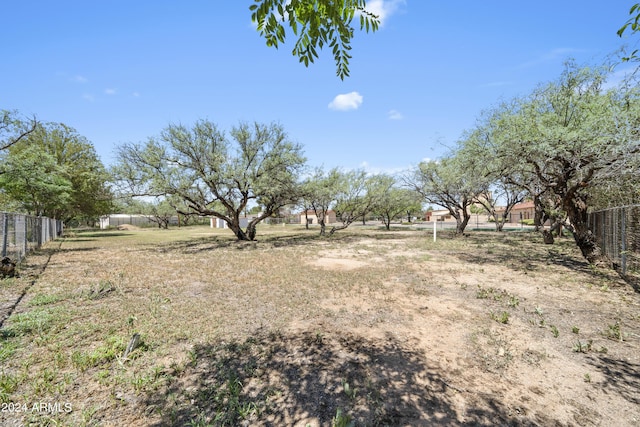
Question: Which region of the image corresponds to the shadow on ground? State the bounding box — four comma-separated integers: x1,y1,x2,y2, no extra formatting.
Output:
145,329,546,426
145,230,421,254
587,355,640,405
453,233,594,276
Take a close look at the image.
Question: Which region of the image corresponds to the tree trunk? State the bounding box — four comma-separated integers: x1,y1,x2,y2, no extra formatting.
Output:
454,211,471,235
228,221,252,241
382,216,391,230
533,195,545,232
247,223,257,241
563,192,609,265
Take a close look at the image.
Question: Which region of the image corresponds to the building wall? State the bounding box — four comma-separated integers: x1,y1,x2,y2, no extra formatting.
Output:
300,210,337,225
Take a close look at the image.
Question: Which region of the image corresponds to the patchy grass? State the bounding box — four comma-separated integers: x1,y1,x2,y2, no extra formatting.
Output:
0,224,639,426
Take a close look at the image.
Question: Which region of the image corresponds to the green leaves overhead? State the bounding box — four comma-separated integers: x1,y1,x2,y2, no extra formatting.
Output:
618,3,640,61
250,0,379,79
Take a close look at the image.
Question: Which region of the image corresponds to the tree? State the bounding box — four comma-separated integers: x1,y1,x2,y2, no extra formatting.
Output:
37,123,113,223
0,110,37,151
474,184,527,232
144,198,176,229
457,125,527,232
369,174,422,230
302,167,377,235
406,157,481,235
469,62,640,263
0,144,73,217
0,122,112,222
112,120,306,241
332,169,375,233
250,0,380,79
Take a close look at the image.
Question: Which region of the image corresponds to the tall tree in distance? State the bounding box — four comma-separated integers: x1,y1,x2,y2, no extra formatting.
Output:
406,157,481,235
112,120,306,241
0,121,112,222
0,144,73,217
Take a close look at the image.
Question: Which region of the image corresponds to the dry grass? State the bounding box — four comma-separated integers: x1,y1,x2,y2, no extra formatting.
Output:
0,224,639,426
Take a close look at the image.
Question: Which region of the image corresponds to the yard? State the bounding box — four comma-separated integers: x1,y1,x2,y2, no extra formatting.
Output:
0,225,639,426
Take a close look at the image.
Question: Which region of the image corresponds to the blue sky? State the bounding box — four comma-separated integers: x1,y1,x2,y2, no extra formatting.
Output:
2,1,637,173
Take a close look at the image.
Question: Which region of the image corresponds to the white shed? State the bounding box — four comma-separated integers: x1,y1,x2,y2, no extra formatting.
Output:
210,217,250,229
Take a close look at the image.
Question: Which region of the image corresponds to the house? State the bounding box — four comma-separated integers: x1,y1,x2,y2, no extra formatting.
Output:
299,209,337,225
424,209,457,222
501,201,536,223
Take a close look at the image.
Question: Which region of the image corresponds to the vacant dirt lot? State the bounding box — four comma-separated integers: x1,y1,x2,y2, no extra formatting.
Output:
1,225,639,426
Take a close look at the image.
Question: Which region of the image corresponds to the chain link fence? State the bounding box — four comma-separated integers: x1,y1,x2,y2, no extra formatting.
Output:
588,205,640,275
1,212,63,263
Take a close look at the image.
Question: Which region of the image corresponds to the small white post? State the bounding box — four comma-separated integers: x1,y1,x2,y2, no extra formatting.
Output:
433,220,437,242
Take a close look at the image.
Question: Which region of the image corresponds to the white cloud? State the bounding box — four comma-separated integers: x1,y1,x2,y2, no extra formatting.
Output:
104,88,117,95
362,0,405,26
82,93,94,102
132,91,141,97
71,75,88,83
387,109,403,120
358,160,407,176
328,91,363,111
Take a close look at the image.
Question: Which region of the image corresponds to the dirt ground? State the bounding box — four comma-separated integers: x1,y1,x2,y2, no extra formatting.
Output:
0,226,639,426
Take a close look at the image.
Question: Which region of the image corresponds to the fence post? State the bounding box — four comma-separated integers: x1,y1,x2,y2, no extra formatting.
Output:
1,213,7,258
23,215,28,258
621,207,627,275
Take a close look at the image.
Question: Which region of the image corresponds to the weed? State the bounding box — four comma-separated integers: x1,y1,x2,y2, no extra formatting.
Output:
550,325,559,338
342,379,357,400
32,367,58,396
126,315,137,331
476,286,520,308
81,405,101,425
131,370,163,392
333,408,355,427
573,340,593,353
186,413,211,427
584,373,591,383
86,280,117,300
2,307,61,337
71,335,126,371
0,339,18,362
508,295,520,308
476,285,490,299
490,311,510,324
0,371,19,402
95,369,111,385
28,293,63,307
605,321,625,341
572,326,580,334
